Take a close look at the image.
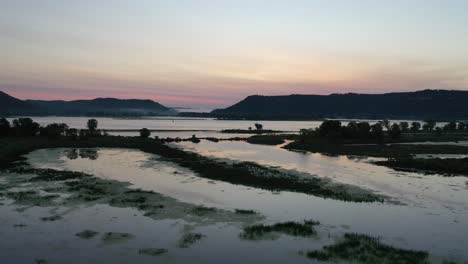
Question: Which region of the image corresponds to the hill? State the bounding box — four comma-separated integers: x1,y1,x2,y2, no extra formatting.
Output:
0,91,41,115
0,91,174,116
212,90,468,120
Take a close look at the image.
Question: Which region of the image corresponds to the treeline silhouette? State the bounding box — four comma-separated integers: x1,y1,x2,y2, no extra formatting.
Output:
0,118,108,139
0,117,203,143
299,119,468,142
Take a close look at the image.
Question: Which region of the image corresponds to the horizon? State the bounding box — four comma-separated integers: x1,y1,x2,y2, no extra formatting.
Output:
2,1,468,108
3,88,464,110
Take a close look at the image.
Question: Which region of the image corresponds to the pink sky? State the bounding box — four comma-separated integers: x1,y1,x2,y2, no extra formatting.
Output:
2,1,468,108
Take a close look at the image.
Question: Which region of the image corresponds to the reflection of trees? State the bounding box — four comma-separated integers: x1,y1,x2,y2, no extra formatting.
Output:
65,149,79,160
79,149,99,160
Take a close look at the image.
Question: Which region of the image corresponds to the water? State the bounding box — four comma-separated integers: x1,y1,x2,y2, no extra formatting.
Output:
19,147,468,262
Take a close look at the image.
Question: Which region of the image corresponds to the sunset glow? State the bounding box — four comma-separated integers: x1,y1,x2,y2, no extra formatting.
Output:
2,0,468,108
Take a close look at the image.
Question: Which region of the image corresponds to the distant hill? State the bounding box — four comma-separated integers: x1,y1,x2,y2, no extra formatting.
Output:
0,91,41,115
212,90,468,120
0,91,175,116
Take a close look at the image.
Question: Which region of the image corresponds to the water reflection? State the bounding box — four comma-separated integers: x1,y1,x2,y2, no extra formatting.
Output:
25,148,468,260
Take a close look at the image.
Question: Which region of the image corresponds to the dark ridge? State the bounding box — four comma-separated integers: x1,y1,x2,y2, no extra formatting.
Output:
0,91,175,116
212,89,468,119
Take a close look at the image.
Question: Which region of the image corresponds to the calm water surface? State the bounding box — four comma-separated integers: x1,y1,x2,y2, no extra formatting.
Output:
21,146,468,262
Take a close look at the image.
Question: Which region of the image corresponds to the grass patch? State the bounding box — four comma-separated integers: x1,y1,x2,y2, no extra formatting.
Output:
234,209,257,215
40,215,62,222
375,158,468,177
178,233,205,248
0,136,384,202
246,135,286,145
101,232,134,243
5,190,59,206
76,230,99,239
240,220,320,240
191,206,216,216
306,233,429,264
2,165,260,224
285,138,468,158
138,248,168,256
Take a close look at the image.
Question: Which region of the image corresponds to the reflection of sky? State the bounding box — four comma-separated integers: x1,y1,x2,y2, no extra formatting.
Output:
2,0,468,108
25,147,468,259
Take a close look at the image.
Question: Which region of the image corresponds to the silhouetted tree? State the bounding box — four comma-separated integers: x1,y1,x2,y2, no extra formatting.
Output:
356,122,371,138
139,128,151,138
12,118,40,137
379,119,391,130
66,128,78,139
79,129,89,138
389,123,402,139
342,122,358,138
254,123,263,130
443,121,457,131
318,120,342,138
40,123,68,138
410,122,421,131
458,122,466,131
399,122,409,132
423,119,436,131
87,119,98,133
190,134,201,143
299,129,314,142
0,118,10,137
370,123,384,140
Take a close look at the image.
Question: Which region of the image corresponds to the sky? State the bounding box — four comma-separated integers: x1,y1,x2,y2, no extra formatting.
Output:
1,0,468,108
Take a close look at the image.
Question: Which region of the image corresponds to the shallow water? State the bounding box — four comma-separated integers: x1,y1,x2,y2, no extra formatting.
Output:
176,141,468,209
21,147,468,262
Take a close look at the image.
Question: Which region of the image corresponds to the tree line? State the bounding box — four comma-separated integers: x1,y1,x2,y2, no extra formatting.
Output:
0,117,179,140
299,119,468,141
0,118,108,139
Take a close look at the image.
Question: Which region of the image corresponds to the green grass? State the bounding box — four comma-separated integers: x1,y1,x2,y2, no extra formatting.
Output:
191,206,216,216
240,220,320,240
0,136,385,202
246,135,286,145
138,248,168,256
285,138,468,158
76,230,99,239
178,233,205,248
306,233,429,264
234,209,257,215
374,158,468,177
101,232,134,243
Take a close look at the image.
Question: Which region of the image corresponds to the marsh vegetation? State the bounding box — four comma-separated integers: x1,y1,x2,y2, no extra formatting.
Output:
306,233,429,264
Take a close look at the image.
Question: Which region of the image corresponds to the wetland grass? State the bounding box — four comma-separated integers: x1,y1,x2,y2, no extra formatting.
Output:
240,220,320,240
178,233,205,248
234,209,257,215
306,233,429,264
101,232,134,243
76,230,99,239
246,135,286,145
138,248,168,256
374,158,468,177
0,136,385,202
